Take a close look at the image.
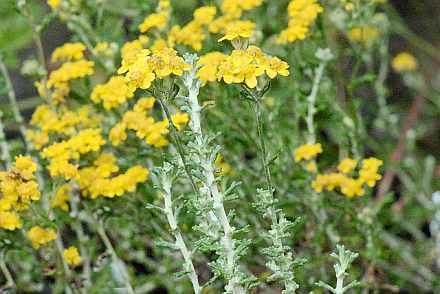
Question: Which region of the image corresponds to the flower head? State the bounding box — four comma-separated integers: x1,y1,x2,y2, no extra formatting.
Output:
392,52,418,72
63,246,82,267
27,226,57,249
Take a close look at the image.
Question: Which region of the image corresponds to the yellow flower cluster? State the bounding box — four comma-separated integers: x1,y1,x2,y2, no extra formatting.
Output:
26,226,57,249
63,246,82,267
293,143,323,162
42,129,106,180
28,105,100,149
208,0,262,36
47,60,94,89
219,20,255,42
168,6,216,51
109,97,189,148
51,184,71,211
91,76,136,110
41,50,94,104
118,36,149,74
138,0,170,33
0,156,40,231
312,157,383,198
277,0,323,44
197,46,289,88
51,42,86,63
348,26,380,46
392,52,418,73
118,47,189,90
78,153,149,199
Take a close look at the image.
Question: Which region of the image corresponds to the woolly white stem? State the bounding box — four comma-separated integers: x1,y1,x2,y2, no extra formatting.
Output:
160,172,201,294
306,62,326,144
0,113,11,168
306,48,333,144
182,57,244,293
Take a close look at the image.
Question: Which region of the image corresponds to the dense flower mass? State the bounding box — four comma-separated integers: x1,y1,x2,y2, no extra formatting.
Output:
277,0,323,44
91,76,136,109
77,153,149,198
311,157,383,198
109,97,189,147
42,129,106,180
198,46,289,88
219,20,255,42
0,156,40,230
51,42,86,62
118,48,189,90
6,0,424,292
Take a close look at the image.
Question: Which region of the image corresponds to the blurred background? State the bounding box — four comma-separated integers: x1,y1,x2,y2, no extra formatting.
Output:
0,0,438,154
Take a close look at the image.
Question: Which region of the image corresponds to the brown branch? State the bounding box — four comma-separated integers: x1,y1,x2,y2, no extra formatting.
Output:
375,94,425,202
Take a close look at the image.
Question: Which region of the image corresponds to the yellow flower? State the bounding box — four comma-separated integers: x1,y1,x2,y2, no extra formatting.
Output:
197,52,227,82
17,181,41,203
51,184,71,211
118,39,146,74
0,211,22,231
193,6,217,25
215,154,233,176
199,47,289,88
42,129,105,180
348,26,380,46
392,52,418,72
133,97,156,112
359,157,383,187
88,165,149,199
277,0,323,44
305,161,317,173
91,76,136,110
27,226,57,249
139,11,169,33
293,143,323,162
219,20,255,42
51,43,86,63
337,158,358,174
265,57,290,79
340,177,365,198
47,0,61,10
14,155,37,180
217,49,265,88
171,112,190,131
109,123,127,146
63,246,82,267
47,60,94,89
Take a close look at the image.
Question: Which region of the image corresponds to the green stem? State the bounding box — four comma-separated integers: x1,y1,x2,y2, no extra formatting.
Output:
156,95,201,200
251,100,273,191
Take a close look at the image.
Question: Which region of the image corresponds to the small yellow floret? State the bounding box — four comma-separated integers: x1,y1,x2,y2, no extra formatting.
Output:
392,52,418,73
293,143,323,162
27,226,57,249
337,158,358,174
63,246,82,267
